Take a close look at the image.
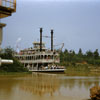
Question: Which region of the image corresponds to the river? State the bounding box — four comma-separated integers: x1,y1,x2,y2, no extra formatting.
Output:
0,73,100,100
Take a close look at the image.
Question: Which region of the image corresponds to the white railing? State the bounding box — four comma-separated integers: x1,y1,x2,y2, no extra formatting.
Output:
0,0,16,10
15,52,59,56
20,59,60,64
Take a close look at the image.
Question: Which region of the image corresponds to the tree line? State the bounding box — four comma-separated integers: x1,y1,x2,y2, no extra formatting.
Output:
60,48,100,67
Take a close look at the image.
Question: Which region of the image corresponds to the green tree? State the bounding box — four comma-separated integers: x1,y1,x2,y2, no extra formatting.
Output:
0,47,28,72
64,49,68,54
94,49,99,59
78,48,83,56
86,50,93,58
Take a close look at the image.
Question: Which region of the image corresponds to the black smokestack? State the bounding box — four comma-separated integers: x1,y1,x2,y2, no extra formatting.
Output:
40,28,42,52
51,29,53,51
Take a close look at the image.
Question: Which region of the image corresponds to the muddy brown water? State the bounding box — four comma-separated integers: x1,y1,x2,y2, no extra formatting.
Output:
0,73,100,100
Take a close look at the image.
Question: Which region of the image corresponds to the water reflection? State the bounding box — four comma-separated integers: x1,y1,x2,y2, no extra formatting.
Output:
0,73,100,100
60,76,100,90
19,73,100,99
20,73,61,96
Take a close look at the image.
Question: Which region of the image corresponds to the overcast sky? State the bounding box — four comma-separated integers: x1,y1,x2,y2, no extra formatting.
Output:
1,0,100,53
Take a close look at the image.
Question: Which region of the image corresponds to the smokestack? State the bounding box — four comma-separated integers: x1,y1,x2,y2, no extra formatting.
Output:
40,28,42,52
51,29,53,51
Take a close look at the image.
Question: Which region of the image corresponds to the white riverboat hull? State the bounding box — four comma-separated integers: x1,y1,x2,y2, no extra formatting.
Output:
29,69,66,72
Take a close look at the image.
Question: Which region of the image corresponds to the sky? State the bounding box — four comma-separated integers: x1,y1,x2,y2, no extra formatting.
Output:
1,0,100,53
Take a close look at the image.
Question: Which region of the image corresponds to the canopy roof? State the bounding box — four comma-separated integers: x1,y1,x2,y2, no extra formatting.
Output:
0,0,16,18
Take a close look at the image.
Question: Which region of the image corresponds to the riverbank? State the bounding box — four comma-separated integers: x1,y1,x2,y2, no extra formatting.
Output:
64,64,100,76
0,72,32,76
65,71,100,76
0,70,100,77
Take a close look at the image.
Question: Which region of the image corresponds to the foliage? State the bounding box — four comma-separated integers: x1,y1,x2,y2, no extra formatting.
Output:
0,47,28,72
60,48,100,67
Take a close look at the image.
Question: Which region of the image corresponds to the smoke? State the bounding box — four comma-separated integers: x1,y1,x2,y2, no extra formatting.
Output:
15,37,22,53
16,37,22,43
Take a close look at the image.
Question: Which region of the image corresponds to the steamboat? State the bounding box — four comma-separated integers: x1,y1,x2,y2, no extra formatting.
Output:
14,28,65,72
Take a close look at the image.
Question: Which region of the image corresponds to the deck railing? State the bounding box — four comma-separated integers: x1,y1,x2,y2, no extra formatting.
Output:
20,59,60,64
0,0,16,11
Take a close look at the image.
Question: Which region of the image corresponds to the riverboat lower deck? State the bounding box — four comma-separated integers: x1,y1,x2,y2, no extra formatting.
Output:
29,69,65,72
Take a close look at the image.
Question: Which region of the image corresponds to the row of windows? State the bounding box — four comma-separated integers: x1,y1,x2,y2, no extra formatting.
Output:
16,55,59,60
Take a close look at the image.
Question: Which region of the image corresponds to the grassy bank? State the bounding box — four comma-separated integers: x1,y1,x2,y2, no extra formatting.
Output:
65,70,100,76
64,64,100,76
